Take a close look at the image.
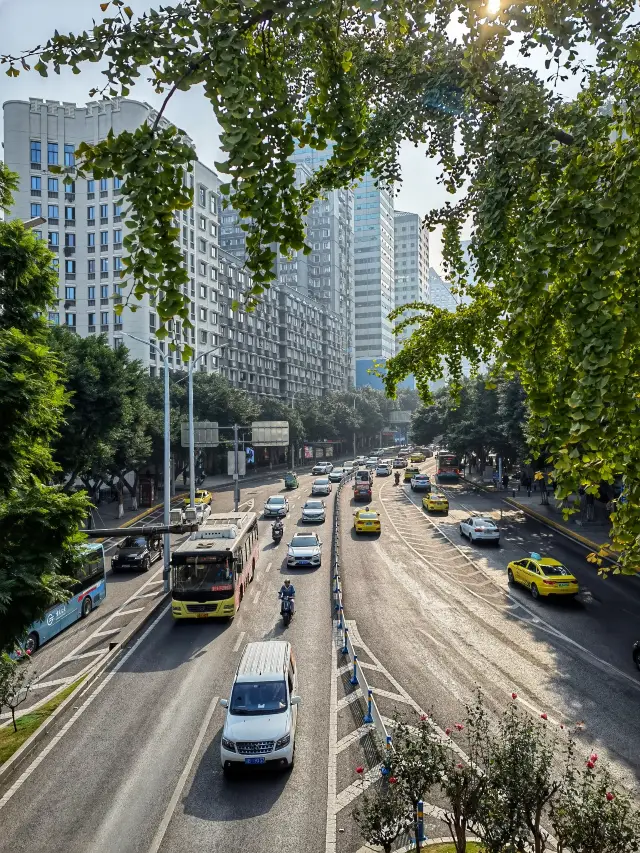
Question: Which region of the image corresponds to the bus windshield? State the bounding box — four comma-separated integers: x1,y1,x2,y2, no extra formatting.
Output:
173,555,234,593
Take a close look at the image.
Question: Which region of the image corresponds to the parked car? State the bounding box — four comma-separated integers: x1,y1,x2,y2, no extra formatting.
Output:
264,495,290,517
111,534,163,573
287,533,322,568
312,462,333,475
459,516,500,545
312,477,332,496
301,499,326,523
328,467,346,483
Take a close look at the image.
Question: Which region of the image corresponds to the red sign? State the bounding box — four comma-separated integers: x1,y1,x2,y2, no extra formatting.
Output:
210,584,234,592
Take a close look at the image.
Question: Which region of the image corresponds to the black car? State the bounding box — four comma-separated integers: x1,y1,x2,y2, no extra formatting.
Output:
111,534,163,573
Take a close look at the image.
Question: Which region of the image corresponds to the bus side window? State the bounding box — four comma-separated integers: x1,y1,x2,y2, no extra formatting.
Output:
235,553,244,574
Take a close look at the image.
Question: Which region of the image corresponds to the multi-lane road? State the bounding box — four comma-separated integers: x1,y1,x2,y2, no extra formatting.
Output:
1,460,639,853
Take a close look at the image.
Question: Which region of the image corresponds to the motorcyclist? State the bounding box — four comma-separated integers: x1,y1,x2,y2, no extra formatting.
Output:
279,578,296,615
272,517,284,540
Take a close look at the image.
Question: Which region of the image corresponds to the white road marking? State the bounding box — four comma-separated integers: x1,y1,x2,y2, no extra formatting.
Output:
337,690,363,711
0,603,171,812
94,628,121,637
253,590,262,606
146,692,220,853
335,763,382,809
325,627,340,853
27,676,74,691
116,607,145,617
265,561,273,574
233,631,246,653
67,648,111,662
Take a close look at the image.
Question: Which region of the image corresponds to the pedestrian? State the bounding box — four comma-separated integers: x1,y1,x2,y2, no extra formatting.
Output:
502,473,509,491
182,468,187,486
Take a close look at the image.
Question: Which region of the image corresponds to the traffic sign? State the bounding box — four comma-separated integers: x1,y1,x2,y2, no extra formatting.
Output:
181,421,219,448
251,420,289,446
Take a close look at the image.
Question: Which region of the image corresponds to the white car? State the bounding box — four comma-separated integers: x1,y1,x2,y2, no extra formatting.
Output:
355,456,367,465
328,467,346,483
342,460,358,470
410,474,431,492
365,458,378,470
220,641,300,773
287,532,322,567
376,464,391,476
459,516,500,545
312,477,332,496
301,499,326,522
312,462,333,475
264,495,290,517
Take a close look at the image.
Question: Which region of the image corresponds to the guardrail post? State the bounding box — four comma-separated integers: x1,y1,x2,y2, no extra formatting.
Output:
417,800,425,843
350,654,359,685
342,625,349,655
364,688,374,724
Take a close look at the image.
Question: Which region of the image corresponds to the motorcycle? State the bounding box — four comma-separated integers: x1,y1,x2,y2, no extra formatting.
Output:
280,593,294,626
272,521,284,543
394,472,401,486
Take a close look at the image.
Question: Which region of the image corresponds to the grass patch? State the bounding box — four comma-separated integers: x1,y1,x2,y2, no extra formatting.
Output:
0,677,85,766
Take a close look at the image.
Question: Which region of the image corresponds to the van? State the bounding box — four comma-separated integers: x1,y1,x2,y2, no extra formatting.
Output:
220,641,300,773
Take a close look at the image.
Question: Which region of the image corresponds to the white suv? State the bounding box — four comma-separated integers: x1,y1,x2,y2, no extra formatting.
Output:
312,462,333,474
220,641,300,773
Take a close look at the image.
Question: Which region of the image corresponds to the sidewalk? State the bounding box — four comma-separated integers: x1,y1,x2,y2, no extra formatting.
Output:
462,471,612,551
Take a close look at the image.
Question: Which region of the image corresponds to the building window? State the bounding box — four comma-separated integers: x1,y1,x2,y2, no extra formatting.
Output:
65,313,76,327
113,228,122,244
209,194,217,215
47,142,58,166
31,176,41,192
65,233,76,247
88,312,95,327
100,177,108,192
100,258,109,273
51,258,59,272
101,284,109,299
64,180,75,194
30,202,42,218
113,176,122,190
88,286,95,300
49,178,60,194
65,286,76,300
198,186,206,207
48,311,60,325
100,311,109,326
199,260,207,276
87,179,95,193
47,204,59,219
30,140,41,164
88,232,95,247
64,144,75,167
88,259,96,274
100,230,108,246
114,257,122,272
49,231,59,247
113,203,122,217
199,215,206,230
65,259,76,275
87,206,95,221
65,206,75,221
100,203,108,219
199,307,206,321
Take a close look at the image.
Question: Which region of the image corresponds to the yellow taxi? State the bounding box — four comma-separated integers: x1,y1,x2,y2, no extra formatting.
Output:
404,466,420,483
184,488,212,507
507,553,579,600
410,452,425,463
353,507,381,534
423,492,449,513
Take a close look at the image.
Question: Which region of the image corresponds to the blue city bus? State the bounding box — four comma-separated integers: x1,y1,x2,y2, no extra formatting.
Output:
22,543,107,654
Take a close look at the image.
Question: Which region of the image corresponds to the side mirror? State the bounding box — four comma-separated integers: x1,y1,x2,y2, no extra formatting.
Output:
219,698,229,708
290,695,301,706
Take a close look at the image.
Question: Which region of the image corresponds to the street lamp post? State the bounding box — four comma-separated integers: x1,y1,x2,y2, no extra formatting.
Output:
115,332,171,593
187,346,223,508
290,392,296,469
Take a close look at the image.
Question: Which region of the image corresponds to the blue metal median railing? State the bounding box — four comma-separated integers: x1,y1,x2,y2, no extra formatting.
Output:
331,469,390,747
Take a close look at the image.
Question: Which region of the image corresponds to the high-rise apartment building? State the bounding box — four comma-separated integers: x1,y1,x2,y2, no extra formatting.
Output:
393,210,429,336
3,97,345,398
428,267,458,312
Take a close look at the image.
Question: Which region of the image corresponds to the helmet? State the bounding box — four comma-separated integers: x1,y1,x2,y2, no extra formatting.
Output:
284,578,291,586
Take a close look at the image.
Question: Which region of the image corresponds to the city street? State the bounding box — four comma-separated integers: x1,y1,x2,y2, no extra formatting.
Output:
335,460,640,846
0,468,335,853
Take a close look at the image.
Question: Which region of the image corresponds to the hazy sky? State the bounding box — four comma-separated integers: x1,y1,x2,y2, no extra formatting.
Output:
0,1,589,272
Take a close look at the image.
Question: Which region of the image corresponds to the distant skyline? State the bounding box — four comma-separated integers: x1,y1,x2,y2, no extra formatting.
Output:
0,0,590,273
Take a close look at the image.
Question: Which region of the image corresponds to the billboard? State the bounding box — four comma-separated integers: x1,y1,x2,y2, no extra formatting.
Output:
389,410,411,424
251,421,290,447
304,446,313,460
180,421,219,448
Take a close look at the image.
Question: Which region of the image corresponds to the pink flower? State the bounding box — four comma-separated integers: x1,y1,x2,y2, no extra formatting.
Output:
590,753,598,763
356,766,364,775
445,727,451,736
586,760,595,769
540,712,548,720
511,692,518,700
26,649,32,656
389,777,398,784
420,714,428,722
454,723,464,731
606,792,615,802
456,763,464,769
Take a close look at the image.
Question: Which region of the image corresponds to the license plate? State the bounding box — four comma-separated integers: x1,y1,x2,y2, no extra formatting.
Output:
298,560,310,565
245,757,265,764
558,583,569,588
197,612,210,618
365,522,372,526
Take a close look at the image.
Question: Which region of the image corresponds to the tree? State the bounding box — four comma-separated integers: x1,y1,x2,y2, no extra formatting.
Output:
0,652,35,733
8,1,640,565
0,169,89,653
353,780,413,853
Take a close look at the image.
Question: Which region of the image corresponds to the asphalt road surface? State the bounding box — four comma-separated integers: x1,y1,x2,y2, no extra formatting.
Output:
0,468,336,853
338,461,640,809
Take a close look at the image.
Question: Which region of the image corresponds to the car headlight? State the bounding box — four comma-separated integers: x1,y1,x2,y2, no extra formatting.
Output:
134,554,144,560
221,737,236,752
275,733,291,750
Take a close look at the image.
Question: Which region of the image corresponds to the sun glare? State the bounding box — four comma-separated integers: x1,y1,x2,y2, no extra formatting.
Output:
487,0,501,13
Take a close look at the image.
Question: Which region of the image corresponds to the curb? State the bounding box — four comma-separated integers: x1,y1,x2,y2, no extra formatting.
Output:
461,476,609,555
0,591,169,785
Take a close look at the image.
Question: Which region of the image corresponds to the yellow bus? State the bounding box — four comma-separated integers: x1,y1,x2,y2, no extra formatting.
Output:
171,511,259,620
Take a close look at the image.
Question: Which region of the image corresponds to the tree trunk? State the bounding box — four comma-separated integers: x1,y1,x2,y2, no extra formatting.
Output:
11,706,17,733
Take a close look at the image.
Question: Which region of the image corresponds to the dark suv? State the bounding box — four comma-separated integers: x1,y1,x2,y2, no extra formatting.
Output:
111,534,163,573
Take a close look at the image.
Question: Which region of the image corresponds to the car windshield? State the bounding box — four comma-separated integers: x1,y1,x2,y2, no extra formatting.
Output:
475,518,496,527
268,497,285,506
230,680,288,715
305,501,324,509
122,536,147,548
291,536,319,548
359,513,378,520
314,478,329,485
539,562,572,577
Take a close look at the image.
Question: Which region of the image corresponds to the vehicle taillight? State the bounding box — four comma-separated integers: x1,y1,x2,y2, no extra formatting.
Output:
543,580,556,586
474,527,483,532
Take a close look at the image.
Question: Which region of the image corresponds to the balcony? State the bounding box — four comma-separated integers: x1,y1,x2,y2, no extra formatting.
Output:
31,189,41,197
88,325,96,333
48,218,59,225
100,272,109,279
65,220,76,227
100,245,109,252
87,219,95,226
63,246,75,256
87,192,95,200
88,299,96,306
114,323,123,331
100,217,108,225
100,324,109,332
87,246,95,253
64,274,76,281
48,244,59,253
113,242,122,251
100,298,109,305
88,273,96,280
65,193,75,202
100,190,108,198
113,215,122,223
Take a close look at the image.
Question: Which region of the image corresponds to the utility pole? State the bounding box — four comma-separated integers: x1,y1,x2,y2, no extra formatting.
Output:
233,423,240,511
353,396,357,459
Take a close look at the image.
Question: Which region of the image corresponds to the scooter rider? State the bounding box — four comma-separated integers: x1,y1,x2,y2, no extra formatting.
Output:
272,517,284,539
279,578,296,615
